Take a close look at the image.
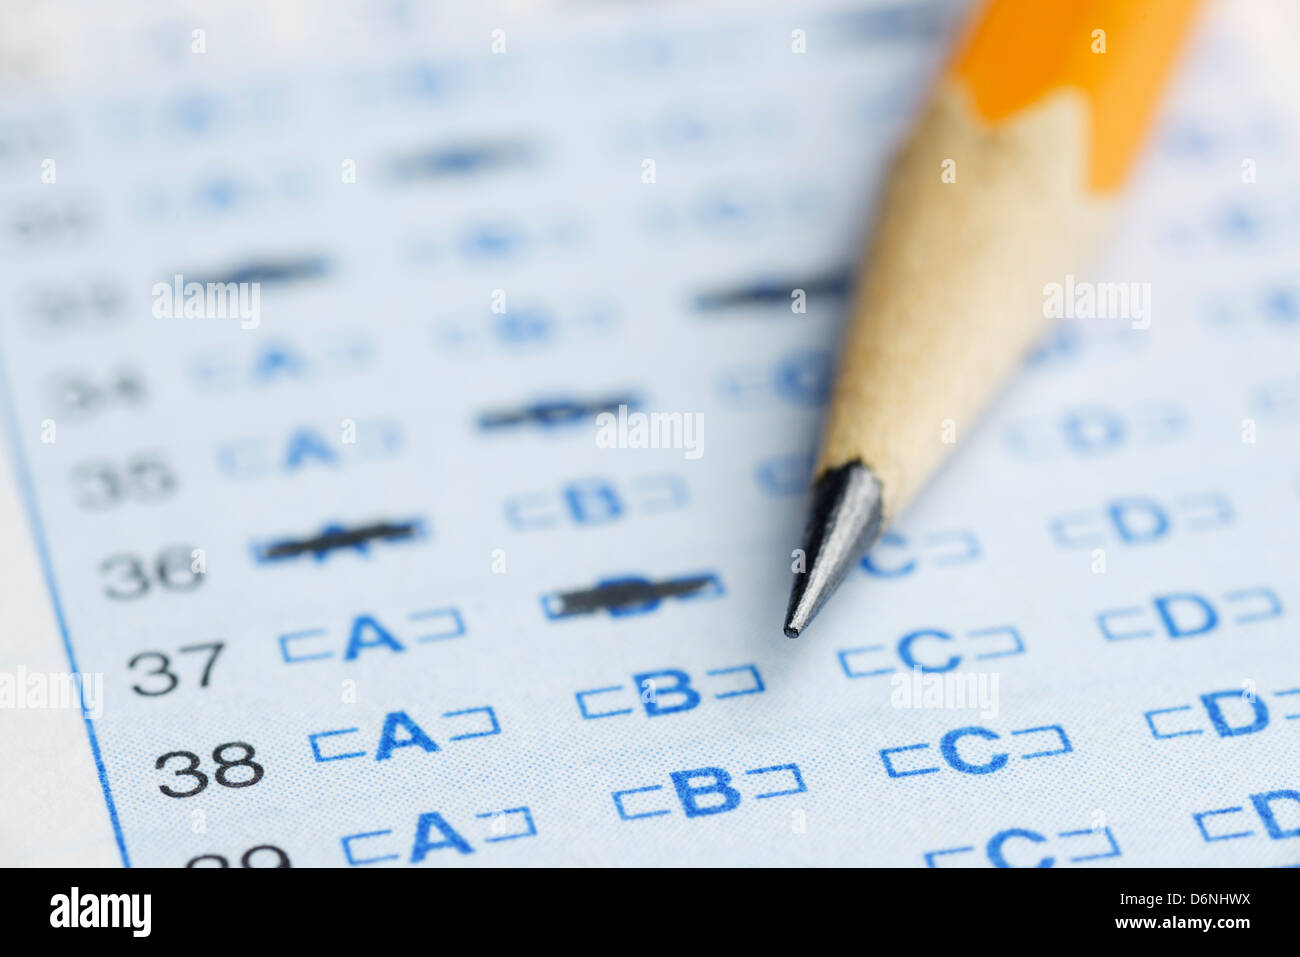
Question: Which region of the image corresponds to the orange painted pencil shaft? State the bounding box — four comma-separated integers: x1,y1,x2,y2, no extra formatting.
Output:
950,0,1203,191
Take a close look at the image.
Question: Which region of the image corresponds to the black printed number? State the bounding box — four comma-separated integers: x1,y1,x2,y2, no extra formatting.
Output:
72,455,177,510
155,751,206,798
213,743,263,788
48,366,145,420
101,546,203,600
129,642,224,696
186,845,291,868
25,279,124,333
156,742,263,798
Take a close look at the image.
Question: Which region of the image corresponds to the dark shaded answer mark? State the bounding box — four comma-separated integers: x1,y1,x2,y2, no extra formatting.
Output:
189,255,331,287
828,1,954,43
546,574,721,618
387,139,534,182
253,519,426,564
478,395,640,431
694,271,849,312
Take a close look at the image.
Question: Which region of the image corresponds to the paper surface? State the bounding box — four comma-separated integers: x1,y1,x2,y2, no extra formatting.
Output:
1,0,1298,867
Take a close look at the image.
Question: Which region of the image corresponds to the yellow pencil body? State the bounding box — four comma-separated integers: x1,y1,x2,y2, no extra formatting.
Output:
786,0,1202,636
820,0,1202,519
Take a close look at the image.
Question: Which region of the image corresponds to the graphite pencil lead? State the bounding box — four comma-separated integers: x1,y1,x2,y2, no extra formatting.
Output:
783,461,884,638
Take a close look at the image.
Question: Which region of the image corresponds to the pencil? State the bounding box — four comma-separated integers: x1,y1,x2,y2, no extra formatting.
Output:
784,0,1202,638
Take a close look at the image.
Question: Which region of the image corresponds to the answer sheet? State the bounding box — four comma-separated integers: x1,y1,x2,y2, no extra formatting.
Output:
1,0,1298,867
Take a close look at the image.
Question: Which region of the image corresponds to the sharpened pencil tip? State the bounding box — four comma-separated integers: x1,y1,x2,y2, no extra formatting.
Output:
783,461,884,638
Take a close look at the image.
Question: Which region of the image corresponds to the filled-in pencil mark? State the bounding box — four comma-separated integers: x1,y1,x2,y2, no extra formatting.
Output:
542,572,724,619
252,518,427,564
827,1,954,43
195,255,331,287
694,271,850,313
387,139,534,182
478,395,640,432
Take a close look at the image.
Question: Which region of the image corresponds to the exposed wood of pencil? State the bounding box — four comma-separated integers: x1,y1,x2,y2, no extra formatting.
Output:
814,83,1114,522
